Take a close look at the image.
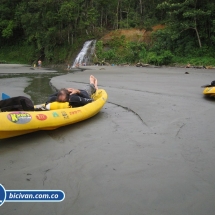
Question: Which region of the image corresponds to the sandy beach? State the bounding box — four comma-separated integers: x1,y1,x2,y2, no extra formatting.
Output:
0,65,215,215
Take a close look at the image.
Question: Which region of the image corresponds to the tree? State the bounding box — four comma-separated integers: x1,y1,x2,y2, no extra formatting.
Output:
157,0,213,48
0,0,22,41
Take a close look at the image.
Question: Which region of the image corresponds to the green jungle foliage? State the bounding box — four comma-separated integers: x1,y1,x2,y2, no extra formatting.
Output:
0,0,214,65
95,37,175,65
95,38,148,64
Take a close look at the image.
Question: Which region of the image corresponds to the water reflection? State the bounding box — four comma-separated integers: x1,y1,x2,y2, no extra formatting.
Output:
24,73,59,104
0,71,63,104
0,68,86,104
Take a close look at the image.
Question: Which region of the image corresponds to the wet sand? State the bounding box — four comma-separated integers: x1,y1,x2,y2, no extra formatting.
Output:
1,65,215,215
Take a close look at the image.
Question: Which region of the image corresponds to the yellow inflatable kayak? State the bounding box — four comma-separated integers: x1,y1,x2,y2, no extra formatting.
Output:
202,86,215,97
0,89,107,139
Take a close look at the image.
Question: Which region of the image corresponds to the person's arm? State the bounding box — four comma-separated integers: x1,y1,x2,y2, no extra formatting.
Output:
67,88,80,94
46,92,58,104
49,92,58,97
67,88,90,98
69,95,93,107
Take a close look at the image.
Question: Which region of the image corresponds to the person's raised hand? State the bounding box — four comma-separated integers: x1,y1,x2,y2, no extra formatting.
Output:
67,88,74,93
70,89,80,95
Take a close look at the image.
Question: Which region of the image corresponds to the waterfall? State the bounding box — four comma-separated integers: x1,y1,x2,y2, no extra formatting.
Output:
72,40,96,67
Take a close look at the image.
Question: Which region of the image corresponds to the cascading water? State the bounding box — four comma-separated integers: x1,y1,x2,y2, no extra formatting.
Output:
72,40,96,67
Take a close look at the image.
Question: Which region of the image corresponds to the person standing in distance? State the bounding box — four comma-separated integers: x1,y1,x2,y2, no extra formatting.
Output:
38,60,42,69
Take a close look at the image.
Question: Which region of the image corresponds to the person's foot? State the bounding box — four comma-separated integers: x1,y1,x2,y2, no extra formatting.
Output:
94,78,98,90
90,75,94,84
90,75,98,90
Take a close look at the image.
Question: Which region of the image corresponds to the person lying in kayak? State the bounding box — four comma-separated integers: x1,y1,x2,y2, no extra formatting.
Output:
47,75,98,107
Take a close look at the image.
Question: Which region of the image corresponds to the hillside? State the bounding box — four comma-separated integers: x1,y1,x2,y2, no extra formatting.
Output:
101,25,165,44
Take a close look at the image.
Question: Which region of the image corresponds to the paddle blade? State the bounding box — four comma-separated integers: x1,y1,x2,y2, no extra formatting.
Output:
2,93,10,100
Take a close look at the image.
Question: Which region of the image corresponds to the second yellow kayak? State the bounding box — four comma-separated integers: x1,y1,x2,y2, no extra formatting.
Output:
203,87,215,97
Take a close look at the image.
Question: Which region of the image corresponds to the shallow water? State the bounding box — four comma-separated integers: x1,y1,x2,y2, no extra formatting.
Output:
0,67,87,104
0,69,77,104
24,73,60,104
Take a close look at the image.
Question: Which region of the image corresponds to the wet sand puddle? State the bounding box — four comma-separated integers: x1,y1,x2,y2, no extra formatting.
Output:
0,69,82,104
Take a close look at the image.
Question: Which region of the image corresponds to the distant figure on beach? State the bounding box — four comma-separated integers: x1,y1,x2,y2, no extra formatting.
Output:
47,75,98,107
38,60,42,68
186,63,191,68
67,64,70,70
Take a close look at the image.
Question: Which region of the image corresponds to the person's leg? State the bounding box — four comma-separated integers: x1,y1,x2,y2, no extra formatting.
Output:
84,84,96,97
79,90,91,99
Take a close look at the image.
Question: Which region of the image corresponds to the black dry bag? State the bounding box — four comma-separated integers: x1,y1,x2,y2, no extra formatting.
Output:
0,96,34,112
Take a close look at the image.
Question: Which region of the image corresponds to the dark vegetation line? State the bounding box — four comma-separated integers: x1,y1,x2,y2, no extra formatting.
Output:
0,0,215,66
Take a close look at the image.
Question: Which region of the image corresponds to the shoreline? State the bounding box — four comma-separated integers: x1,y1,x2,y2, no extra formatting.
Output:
0,64,58,74
1,63,214,74
48,63,215,73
